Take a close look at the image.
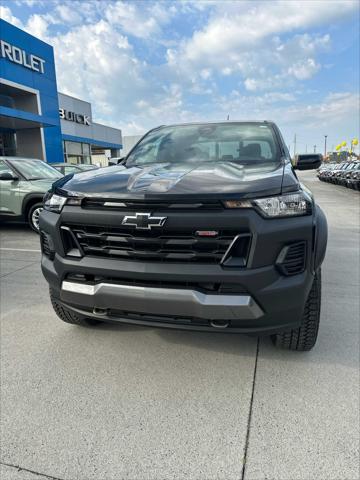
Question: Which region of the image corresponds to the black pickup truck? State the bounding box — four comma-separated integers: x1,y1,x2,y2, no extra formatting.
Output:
39,121,327,351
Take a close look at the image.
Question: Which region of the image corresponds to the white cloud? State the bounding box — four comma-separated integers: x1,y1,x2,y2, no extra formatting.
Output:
244,79,262,92
0,6,24,28
50,19,143,109
173,1,355,65
288,58,320,80
105,1,175,39
15,0,40,6
241,32,330,91
200,69,212,80
221,67,232,76
167,1,355,88
25,13,52,39
54,4,83,25
286,92,360,126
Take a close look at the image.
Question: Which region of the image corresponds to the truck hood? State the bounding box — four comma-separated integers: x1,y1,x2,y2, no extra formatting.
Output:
55,162,298,200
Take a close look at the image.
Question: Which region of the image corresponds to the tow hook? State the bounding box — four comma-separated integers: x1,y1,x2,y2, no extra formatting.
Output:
93,307,108,316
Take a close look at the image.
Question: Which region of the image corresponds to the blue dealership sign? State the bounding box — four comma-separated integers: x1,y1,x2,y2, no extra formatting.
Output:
0,19,63,162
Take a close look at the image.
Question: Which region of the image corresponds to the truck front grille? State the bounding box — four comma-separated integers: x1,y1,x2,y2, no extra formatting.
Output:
61,224,251,264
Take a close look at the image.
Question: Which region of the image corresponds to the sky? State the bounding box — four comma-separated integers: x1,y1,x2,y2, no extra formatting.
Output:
1,0,359,153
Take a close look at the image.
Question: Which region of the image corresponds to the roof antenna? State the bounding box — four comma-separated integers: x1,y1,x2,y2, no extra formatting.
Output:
226,114,230,121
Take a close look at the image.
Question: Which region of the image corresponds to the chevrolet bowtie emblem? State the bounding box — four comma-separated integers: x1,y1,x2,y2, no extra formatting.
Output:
121,212,167,230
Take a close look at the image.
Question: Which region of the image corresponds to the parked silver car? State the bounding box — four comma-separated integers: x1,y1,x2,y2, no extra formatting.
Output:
0,157,63,232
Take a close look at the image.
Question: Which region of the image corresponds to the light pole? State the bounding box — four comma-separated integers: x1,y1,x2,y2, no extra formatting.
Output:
324,135,327,157
313,145,317,153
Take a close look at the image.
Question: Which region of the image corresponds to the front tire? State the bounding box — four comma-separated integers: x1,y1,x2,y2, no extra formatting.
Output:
27,202,43,233
271,270,321,351
50,288,100,327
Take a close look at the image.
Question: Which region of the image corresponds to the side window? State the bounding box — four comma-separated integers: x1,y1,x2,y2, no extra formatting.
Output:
0,160,14,176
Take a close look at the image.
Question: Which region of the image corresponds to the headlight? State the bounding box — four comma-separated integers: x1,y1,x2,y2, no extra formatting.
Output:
254,193,310,217
44,193,67,212
224,192,311,218
43,193,81,213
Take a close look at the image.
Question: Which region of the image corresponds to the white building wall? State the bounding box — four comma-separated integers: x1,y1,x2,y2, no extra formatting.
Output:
121,135,143,155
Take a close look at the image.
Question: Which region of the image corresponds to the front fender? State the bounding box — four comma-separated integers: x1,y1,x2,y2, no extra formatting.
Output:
313,205,328,272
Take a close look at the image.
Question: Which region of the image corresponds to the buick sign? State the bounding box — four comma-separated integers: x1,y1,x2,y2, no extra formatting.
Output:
59,109,91,126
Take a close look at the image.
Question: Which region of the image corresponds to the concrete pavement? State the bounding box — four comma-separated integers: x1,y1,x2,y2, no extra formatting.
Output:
0,171,359,480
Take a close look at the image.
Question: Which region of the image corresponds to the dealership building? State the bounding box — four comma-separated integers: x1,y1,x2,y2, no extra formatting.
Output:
0,19,122,164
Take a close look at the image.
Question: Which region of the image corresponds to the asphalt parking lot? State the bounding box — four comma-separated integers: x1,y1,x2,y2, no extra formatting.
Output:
0,170,359,480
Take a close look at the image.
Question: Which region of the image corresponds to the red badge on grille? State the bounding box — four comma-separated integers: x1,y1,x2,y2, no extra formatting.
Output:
195,231,219,237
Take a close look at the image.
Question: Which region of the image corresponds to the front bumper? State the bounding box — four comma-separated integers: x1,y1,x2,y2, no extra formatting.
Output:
62,279,263,321
347,178,360,188
42,253,315,335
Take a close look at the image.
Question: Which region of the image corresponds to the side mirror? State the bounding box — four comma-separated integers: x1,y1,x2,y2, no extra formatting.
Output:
0,171,19,181
294,154,323,170
108,157,125,166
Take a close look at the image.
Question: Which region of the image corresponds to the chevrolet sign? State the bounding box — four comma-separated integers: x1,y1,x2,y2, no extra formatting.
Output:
0,40,45,74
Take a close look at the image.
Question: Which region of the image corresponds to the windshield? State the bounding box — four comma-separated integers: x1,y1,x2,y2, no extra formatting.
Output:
126,123,280,167
9,159,63,180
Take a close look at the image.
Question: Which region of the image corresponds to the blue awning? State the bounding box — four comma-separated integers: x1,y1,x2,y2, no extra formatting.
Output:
0,106,57,129
62,133,122,150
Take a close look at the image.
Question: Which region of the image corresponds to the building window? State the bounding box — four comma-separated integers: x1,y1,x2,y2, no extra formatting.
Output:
63,141,91,164
82,143,90,155
0,132,17,156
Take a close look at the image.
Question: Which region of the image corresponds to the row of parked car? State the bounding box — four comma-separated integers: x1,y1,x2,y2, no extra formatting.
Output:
317,161,360,190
